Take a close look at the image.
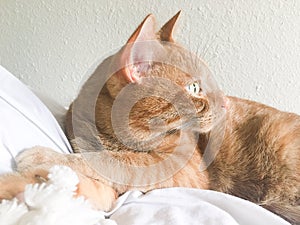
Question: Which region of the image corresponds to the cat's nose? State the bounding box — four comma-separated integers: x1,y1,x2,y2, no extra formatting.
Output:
221,97,229,110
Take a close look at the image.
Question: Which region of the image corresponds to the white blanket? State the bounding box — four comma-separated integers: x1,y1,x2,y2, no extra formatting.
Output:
107,188,290,225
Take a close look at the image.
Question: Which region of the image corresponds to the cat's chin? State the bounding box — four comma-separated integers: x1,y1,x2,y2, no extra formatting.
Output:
174,123,211,134
189,126,212,134
176,117,214,134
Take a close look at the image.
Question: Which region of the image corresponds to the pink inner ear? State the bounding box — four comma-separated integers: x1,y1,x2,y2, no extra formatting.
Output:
120,14,156,84
124,62,151,83
125,64,140,83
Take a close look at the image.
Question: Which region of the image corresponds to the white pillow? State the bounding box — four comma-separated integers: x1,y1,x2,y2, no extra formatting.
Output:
0,65,72,174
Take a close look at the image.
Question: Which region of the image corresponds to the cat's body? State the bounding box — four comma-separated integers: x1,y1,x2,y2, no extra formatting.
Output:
0,12,299,224
208,96,300,222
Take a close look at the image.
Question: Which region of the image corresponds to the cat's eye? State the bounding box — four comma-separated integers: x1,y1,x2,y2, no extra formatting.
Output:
186,82,201,95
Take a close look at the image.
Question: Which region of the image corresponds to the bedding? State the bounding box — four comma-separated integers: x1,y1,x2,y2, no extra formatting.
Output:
0,65,292,225
108,188,290,225
0,65,72,173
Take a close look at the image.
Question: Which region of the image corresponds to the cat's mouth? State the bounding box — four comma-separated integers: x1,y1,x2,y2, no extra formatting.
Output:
164,109,225,135
152,116,214,137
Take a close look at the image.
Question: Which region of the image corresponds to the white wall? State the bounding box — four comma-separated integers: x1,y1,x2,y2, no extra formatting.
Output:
1,0,300,114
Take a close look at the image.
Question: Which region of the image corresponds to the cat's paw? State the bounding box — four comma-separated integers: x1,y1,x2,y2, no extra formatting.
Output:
0,173,29,200
15,146,65,171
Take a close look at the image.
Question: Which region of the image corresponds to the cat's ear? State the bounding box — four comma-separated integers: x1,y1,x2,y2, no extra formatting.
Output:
126,14,156,44
120,14,157,83
159,11,181,42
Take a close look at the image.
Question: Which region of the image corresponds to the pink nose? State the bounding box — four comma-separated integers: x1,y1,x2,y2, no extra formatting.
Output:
221,97,229,110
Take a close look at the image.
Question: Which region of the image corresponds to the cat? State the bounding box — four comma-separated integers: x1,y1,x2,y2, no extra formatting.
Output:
0,11,299,224
65,12,300,223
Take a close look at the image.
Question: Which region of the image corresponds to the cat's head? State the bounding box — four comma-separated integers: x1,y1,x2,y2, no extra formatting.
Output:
96,12,226,152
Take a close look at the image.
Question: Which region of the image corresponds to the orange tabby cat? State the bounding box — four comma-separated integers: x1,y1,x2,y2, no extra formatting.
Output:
0,12,299,224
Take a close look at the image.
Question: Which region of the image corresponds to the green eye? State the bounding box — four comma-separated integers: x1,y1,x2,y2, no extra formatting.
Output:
186,82,201,95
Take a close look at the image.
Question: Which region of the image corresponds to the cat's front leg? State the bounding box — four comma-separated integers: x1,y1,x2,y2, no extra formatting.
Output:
15,146,118,211
16,146,101,180
76,172,117,211
0,168,48,200
0,146,55,200
16,146,75,171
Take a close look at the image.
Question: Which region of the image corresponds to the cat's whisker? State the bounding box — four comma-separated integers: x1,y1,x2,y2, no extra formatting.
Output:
205,44,224,65
199,35,218,62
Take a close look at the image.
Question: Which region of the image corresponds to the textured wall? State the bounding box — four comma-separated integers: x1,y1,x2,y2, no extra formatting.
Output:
1,0,300,114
